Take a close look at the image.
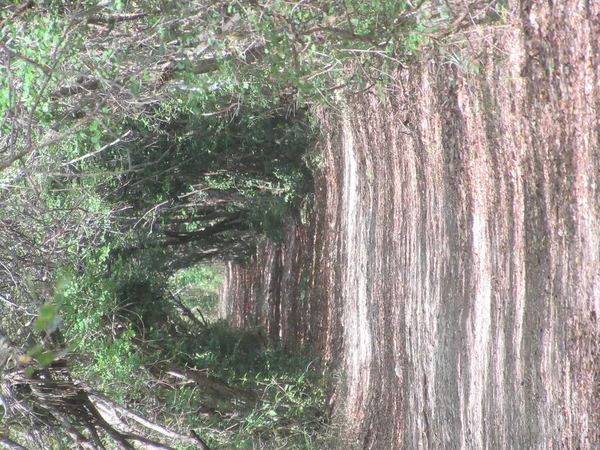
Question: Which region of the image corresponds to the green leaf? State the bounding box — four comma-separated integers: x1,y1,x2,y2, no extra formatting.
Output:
28,343,44,357
39,303,58,321
24,367,36,378
38,351,56,367
34,303,61,332
34,317,45,332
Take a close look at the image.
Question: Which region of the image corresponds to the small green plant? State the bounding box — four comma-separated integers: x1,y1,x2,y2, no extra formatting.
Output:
163,320,330,449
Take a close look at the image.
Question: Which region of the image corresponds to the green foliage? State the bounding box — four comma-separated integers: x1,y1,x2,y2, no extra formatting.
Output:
208,0,429,107
56,258,161,402
78,333,149,403
169,264,223,320
175,321,328,449
170,264,223,292
34,303,61,334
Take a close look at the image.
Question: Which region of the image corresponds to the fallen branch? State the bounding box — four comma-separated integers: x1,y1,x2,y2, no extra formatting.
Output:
90,393,210,449
0,436,29,450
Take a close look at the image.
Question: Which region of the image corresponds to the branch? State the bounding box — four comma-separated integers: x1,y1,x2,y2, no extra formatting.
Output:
300,25,379,44
0,436,29,450
0,1,34,30
121,434,175,450
78,398,136,450
189,45,266,76
86,12,149,25
0,293,35,315
61,130,131,167
191,431,212,450
89,394,207,448
0,111,90,173
169,290,207,328
49,409,100,450
432,6,474,39
0,42,52,75
163,214,244,243
0,149,31,172
49,77,101,100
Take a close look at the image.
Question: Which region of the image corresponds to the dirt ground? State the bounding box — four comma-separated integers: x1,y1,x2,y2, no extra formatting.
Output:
221,0,600,448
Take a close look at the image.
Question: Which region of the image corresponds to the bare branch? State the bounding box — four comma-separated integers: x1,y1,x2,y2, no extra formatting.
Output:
0,42,52,75
49,78,102,100
91,394,202,447
61,130,132,167
0,435,30,450
0,1,34,30
86,12,149,25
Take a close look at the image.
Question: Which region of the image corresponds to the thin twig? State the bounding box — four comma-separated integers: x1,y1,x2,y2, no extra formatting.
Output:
61,130,132,167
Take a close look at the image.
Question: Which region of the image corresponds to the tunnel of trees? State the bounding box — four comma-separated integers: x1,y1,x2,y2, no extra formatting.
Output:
0,1,486,448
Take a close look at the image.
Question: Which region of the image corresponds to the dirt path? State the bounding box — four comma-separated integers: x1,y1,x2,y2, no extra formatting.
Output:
222,1,600,447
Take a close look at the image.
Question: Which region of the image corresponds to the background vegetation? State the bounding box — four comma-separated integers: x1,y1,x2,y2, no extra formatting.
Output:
0,0,496,448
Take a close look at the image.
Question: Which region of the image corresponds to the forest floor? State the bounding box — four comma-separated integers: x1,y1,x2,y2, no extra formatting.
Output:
221,0,600,447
